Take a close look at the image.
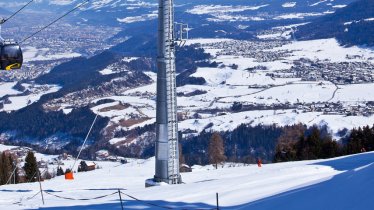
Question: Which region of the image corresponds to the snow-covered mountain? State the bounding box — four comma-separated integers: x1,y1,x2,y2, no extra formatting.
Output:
0,0,357,26
296,0,374,46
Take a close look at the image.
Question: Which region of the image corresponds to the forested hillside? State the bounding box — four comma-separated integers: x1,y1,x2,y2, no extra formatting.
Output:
296,0,374,46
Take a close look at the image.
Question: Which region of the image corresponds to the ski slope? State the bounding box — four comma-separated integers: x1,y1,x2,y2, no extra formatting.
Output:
1,152,374,209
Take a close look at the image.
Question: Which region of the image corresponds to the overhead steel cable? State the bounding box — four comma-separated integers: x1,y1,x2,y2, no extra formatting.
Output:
2,0,35,24
71,113,99,171
20,0,90,44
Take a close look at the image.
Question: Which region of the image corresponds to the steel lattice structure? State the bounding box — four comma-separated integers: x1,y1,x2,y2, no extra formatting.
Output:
154,0,181,184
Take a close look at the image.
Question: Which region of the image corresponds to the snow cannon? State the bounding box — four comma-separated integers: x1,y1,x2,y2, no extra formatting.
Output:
65,169,74,180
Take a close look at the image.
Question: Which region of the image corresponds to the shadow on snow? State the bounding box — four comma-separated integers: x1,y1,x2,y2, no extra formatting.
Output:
228,152,374,210
39,199,216,210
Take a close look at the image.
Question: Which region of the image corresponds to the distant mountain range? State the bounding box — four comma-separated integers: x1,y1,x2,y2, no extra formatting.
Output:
296,0,374,46
0,0,358,38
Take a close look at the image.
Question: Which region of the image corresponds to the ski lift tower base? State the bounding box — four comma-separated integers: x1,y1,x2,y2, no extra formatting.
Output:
145,178,170,188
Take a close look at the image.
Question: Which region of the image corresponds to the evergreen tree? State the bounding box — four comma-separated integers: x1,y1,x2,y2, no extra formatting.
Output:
369,125,374,151
275,125,340,161
321,139,340,158
344,125,374,154
208,132,227,169
23,151,38,182
56,167,64,176
0,152,12,185
295,127,323,160
65,168,71,174
347,128,363,154
78,161,88,172
307,127,323,159
362,125,372,150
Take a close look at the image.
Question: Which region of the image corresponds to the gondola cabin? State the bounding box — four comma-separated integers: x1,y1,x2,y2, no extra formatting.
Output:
0,40,23,70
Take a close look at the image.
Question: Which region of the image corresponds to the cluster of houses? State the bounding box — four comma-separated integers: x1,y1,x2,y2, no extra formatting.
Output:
271,58,374,84
0,21,121,83
299,102,374,117
236,101,374,117
95,150,127,163
0,145,98,177
0,60,65,82
43,70,148,111
202,40,291,62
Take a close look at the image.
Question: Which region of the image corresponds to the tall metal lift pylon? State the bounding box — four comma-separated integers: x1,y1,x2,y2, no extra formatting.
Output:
146,0,183,186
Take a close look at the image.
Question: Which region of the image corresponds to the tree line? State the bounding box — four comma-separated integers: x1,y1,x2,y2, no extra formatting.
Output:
181,123,374,169
0,149,100,186
181,124,282,166
0,151,38,185
274,124,374,162
274,124,339,162
296,0,374,47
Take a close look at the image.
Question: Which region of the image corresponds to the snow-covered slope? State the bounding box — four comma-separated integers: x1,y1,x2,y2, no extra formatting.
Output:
1,151,373,209
82,37,374,145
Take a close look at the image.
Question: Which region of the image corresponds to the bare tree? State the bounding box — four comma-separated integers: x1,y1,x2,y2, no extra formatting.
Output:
274,124,305,162
179,143,185,166
208,132,227,169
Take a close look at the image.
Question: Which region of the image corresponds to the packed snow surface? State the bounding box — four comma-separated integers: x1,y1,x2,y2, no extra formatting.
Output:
282,2,297,8
274,12,323,20
23,47,81,62
186,4,268,22
117,12,157,23
0,82,21,97
1,151,374,209
187,5,269,15
0,84,61,112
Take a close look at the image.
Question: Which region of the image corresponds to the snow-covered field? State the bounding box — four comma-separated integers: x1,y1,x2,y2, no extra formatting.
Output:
186,4,269,22
0,82,21,98
274,12,324,20
23,47,81,62
282,2,297,8
186,5,269,15
0,84,61,112
179,109,374,136
270,39,374,62
117,12,158,23
1,149,373,210
85,37,374,141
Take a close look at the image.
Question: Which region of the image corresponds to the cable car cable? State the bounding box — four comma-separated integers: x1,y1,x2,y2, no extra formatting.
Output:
2,0,35,24
20,0,90,44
